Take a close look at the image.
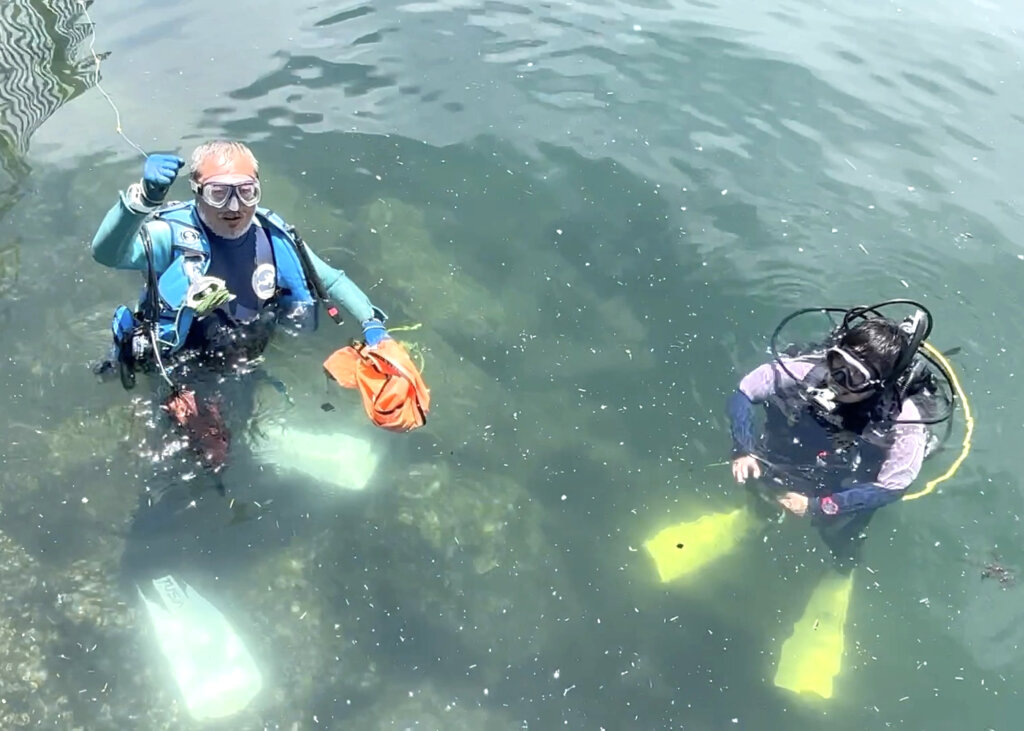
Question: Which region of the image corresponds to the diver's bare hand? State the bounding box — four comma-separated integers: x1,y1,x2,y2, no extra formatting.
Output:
731,455,761,483
778,492,809,516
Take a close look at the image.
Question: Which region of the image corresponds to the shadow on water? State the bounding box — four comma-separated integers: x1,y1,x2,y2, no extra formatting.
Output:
0,0,98,200
0,0,99,334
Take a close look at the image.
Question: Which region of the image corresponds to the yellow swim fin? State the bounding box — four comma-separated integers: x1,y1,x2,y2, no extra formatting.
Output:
773,570,855,700
643,506,755,583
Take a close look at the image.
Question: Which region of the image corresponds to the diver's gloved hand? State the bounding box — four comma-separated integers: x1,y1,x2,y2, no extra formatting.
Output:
141,153,185,206
361,318,391,347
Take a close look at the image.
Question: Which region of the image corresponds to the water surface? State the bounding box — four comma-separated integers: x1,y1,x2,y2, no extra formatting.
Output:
1,0,1022,728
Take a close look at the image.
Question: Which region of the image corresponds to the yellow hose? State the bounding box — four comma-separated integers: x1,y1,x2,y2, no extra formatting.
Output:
902,341,974,500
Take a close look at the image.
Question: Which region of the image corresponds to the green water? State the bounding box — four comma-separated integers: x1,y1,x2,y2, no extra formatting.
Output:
1,0,1021,728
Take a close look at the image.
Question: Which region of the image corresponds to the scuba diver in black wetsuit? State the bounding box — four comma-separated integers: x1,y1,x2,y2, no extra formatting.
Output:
726,300,957,698
727,304,951,572
643,299,962,700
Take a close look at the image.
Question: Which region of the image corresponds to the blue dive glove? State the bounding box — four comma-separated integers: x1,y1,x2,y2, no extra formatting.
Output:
141,153,185,205
361,318,391,347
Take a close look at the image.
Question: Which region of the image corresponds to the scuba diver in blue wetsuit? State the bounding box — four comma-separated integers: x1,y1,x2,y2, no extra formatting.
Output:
93,140,391,468
90,140,394,721
644,300,961,701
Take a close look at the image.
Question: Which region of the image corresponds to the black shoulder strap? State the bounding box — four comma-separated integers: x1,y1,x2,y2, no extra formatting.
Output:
264,209,344,325
138,225,161,324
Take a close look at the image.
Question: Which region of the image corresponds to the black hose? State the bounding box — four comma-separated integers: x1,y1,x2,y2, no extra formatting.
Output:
767,301,955,426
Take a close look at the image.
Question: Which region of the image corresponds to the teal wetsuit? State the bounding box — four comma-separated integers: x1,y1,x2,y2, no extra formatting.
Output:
92,187,378,358
93,188,385,578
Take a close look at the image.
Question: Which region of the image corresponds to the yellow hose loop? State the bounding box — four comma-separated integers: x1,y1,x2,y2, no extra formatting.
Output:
902,341,973,500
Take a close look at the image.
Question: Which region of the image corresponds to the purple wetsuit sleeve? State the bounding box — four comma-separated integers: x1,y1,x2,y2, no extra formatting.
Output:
874,399,928,490
729,360,814,455
738,360,815,401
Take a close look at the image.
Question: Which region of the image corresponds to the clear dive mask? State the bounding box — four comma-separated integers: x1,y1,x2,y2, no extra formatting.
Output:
806,347,881,412
190,177,261,208
825,347,880,393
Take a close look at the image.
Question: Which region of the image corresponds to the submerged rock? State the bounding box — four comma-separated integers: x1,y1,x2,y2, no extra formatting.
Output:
0,532,180,729
393,460,544,577
34,398,151,477
229,537,384,728
343,680,520,731
330,457,581,687
357,198,523,343
0,530,64,727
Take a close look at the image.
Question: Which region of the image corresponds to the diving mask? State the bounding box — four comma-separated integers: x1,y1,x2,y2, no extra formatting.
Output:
825,347,880,394
805,347,881,412
190,176,261,208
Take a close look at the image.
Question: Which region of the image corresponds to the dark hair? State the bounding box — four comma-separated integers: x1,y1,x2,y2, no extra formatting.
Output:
838,318,907,381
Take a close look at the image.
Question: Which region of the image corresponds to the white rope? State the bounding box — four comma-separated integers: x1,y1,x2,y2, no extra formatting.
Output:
78,0,148,159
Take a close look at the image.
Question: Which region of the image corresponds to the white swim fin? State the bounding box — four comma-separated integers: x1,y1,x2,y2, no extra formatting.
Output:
138,575,263,721
250,424,380,493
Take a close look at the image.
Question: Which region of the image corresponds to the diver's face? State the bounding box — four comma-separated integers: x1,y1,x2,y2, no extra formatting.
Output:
193,154,258,240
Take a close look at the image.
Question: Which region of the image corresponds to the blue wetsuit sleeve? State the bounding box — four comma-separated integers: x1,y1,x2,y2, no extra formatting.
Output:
91,188,153,270
811,483,904,515
726,361,790,457
303,246,377,322
727,390,757,456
